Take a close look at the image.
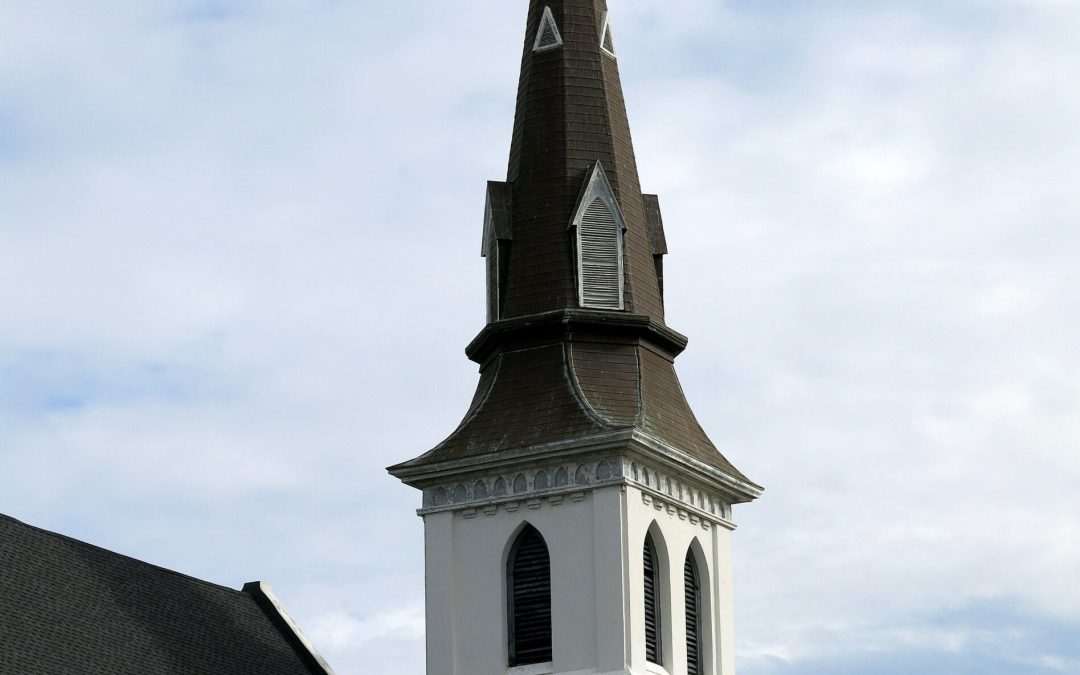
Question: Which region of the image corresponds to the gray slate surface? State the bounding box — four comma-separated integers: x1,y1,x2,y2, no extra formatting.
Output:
0,513,325,675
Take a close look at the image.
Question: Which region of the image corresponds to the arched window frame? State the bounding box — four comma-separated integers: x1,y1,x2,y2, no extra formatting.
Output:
642,525,669,668
569,161,627,310
506,524,553,667
684,552,702,675
684,540,713,675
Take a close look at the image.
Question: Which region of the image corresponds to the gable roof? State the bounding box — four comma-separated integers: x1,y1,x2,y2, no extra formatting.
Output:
0,513,334,675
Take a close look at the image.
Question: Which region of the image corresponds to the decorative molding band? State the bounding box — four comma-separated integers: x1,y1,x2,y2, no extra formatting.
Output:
419,457,622,515
626,459,733,524
418,455,733,527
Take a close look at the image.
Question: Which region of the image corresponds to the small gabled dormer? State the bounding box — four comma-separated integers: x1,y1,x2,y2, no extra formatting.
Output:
482,182,513,323
643,194,669,306
570,162,626,311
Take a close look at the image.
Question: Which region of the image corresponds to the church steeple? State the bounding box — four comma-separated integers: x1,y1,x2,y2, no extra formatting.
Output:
496,0,665,322
389,4,761,674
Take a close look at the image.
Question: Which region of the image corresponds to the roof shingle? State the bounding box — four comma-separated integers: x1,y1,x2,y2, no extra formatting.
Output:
0,513,331,675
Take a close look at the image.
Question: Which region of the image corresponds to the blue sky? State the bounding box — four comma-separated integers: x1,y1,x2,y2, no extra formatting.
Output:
2,1,1078,673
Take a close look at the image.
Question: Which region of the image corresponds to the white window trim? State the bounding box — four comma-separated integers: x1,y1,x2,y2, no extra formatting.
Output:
600,10,617,57
570,161,626,311
533,6,563,53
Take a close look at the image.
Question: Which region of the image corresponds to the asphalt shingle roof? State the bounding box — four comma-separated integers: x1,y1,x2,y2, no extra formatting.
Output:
0,513,330,675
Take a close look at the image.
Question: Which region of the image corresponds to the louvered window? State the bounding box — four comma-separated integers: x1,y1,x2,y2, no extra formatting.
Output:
508,525,552,666
685,554,702,675
644,533,662,665
578,197,623,309
533,6,563,53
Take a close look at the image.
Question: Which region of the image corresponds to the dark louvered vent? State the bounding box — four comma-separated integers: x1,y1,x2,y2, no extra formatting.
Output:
685,554,702,675
537,23,558,49
579,197,622,309
508,525,552,666
644,534,662,665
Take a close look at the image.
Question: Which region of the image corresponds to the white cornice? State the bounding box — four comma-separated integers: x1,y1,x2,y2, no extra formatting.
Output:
391,428,762,505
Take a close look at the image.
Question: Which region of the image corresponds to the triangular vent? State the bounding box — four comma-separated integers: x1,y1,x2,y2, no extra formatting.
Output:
600,11,616,57
533,6,563,53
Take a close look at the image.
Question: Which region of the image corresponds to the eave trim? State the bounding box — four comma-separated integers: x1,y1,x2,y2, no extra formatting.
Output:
243,581,337,675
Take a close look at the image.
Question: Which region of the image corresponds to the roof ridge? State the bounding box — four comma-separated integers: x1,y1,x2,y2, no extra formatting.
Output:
0,511,245,596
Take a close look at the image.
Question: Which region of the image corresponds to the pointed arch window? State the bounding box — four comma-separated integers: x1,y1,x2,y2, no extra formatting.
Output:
643,533,662,665
571,161,626,310
684,553,702,675
507,525,552,666
533,6,563,53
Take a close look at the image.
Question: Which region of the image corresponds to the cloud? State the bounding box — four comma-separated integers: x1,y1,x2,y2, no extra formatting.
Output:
741,600,1080,675
311,606,425,650
1,1,1078,674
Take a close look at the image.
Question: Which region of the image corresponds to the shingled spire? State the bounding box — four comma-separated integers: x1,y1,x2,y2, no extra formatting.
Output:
498,0,664,322
389,4,761,673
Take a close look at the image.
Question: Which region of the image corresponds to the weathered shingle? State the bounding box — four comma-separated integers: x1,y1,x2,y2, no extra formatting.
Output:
503,0,664,321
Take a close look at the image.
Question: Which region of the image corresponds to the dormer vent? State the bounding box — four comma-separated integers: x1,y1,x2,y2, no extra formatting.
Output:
571,162,625,310
533,6,563,53
482,182,513,323
600,11,616,57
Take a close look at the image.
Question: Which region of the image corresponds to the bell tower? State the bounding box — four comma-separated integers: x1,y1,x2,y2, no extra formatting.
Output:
388,2,761,674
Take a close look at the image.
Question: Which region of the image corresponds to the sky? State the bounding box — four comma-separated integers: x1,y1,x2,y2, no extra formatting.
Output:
1,0,1078,673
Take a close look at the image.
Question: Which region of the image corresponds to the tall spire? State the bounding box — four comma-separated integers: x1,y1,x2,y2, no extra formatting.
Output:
500,0,664,322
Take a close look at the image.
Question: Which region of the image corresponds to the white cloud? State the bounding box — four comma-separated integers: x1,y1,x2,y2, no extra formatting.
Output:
2,1,1079,673
311,606,425,651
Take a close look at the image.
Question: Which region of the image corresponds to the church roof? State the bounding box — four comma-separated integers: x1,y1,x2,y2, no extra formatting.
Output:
0,513,334,675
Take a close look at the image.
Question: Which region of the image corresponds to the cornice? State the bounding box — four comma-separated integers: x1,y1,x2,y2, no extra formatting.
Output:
465,309,689,366
388,429,637,482
388,428,762,505
415,455,738,531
